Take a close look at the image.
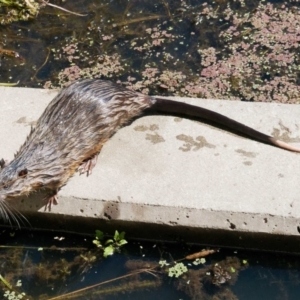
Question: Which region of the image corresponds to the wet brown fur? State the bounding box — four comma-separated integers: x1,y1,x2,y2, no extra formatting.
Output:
0,80,153,202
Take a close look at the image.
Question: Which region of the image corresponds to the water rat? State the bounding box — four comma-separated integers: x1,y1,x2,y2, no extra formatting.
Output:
0,79,299,223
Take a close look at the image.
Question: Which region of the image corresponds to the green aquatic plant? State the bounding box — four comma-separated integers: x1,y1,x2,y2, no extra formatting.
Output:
167,256,207,278
0,0,39,24
3,290,27,300
192,257,206,265
1,277,29,300
168,262,188,278
0,0,85,24
93,230,128,258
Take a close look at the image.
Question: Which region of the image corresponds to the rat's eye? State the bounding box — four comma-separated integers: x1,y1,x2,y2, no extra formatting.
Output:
18,169,28,177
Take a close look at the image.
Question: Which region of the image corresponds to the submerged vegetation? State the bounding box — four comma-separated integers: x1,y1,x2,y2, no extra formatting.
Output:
0,228,249,299
0,228,300,299
0,0,299,103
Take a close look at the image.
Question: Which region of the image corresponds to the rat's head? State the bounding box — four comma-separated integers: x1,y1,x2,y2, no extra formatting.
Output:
0,162,29,226
0,162,29,199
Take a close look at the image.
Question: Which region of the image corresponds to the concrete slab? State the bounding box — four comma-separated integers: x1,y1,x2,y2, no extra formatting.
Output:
1,86,300,252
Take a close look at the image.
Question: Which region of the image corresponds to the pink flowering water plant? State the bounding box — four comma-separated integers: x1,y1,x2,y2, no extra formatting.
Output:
44,0,299,103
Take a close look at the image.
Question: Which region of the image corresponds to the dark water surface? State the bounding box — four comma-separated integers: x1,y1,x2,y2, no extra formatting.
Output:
1,228,300,299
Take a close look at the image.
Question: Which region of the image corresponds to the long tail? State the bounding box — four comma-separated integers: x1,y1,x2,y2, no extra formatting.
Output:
149,97,300,153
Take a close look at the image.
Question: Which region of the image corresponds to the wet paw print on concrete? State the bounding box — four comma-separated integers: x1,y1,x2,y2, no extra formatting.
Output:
176,134,215,152
235,149,257,166
134,124,165,144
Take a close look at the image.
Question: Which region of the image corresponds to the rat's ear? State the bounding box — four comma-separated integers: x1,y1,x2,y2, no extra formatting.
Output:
0,159,7,169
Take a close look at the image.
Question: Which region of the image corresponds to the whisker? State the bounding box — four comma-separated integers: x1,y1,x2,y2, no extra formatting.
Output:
0,200,30,228
0,200,11,225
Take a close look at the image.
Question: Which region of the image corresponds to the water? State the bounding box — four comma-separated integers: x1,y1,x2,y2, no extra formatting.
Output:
0,0,299,102
0,227,300,299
